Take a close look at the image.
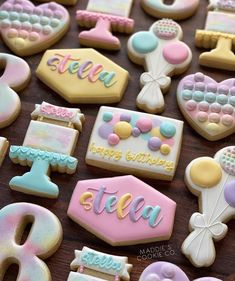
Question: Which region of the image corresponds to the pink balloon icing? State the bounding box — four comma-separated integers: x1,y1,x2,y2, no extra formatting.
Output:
163,42,189,65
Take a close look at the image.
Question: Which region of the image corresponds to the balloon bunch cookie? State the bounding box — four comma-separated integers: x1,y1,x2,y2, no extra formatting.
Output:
182,146,235,267
177,72,235,141
9,102,85,198
76,0,134,50
128,19,192,114
68,247,132,281
196,0,235,70
0,0,70,56
141,0,200,20
0,53,30,128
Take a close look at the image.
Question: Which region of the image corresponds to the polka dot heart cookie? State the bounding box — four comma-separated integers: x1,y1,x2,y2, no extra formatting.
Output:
86,106,183,181
128,19,192,114
177,72,235,141
182,146,235,267
0,0,70,56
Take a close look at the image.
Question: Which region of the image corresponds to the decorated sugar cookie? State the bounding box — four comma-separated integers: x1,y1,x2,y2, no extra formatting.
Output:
37,0,77,5
141,0,199,20
0,137,9,166
0,53,30,128
0,0,70,56
177,72,235,141
182,146,235,267
86,106,183,180
196,0,235,70
36,49,129,104
67,247,132,281
68,175,176,246
76,0,134,50
128,19,192,113
0,202,62,281
9,102,85,198
139,261,221,281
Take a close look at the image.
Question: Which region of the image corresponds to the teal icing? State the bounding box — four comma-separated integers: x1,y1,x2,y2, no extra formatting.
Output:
132,31,158,54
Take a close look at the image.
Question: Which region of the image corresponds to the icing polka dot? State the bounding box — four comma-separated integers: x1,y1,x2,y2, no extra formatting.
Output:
222,115,234,126
160,122,176,138
21,22,31,31
132,127,141,137
33,7,43,16
210,103,221,113
220,147,235,176
9,11,18,20
7,28,18,38
50,18,60,28
32,23,42,32
54,10,63,19
154,19,179,40
217,94,228,105
98,123,113,139
103,112,113,122
186,100,197,111
136,117,152,133
29,31,39,41
183,81,194,90
44,9,53,17
206,123,220,134
207,83,217,93
120,113,131,123
162,264,175,278
190,158,222,188
198,101,209,112
182,89,192,100
1,19,11,28
195,82,205,91
151,127,165,140
224,180,235,208
15,37,25,48
229,96,235,106
160,144,171,155
108,134,120,146
30,14,39,24
222,104,233,115
163,42,189,65
193,91,204,102
205,92,216,103
114,121,132,139
230,87,235,96
132,31,158,54
12,20,21,29
148,137,162,151
0,11,9,19
19,30,28,39
209,113,220,123
218,85,229,95
43,26,52,35
197,112,208,122
194,72,204,82
40,16,50,26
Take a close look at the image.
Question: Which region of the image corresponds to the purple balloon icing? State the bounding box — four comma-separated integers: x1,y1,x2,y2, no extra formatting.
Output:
139,262,190,281
148,137,162,151
98,123,113,139
224,180,235,208
194,278,222,281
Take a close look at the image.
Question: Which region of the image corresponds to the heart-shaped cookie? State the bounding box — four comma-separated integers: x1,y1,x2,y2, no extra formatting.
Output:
177,72,235,141
0,0,70,56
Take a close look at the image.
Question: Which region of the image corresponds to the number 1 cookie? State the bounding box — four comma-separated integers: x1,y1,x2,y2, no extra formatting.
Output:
182,146,235,267
128,19,192,114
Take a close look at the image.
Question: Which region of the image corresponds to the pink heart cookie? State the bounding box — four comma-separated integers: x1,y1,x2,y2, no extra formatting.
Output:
177,72,235,141
0,0,70,56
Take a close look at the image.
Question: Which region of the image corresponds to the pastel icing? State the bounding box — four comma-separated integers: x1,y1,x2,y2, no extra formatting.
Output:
182,146,235,267
68,247,132,281
86,106,183,181
195,0,235,70
36,49,129,103
37,0,77,6
177,72,235,141
0,0,70,56
141,0,199,20
128,19,192,114
0,202,62,280
67,175,177,246
9,102,85,198
0,137,9,166
76,0,134,50
139,261,222,281
0,53,30,128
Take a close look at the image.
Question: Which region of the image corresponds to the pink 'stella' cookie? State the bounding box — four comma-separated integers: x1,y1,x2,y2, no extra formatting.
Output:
68,247,132,281
76,0,134,50
177,72,235,141
0,202,62,281
139,261,222,281
128,19,192,114
0,53,30,128
182,146,235,267
0,0,70,56
67,175,176,246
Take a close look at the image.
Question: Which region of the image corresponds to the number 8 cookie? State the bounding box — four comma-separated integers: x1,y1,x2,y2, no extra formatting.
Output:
0,53,30,128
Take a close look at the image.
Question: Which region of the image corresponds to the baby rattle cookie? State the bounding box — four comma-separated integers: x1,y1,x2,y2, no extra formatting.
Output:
0,0,70,56
68,175,176,246
76,0,134,50
177,72,235,141
141,0,199,20
0,202,62,281
0,137,9,166
9,102,85,198
86,106,183,181
36,49,129,104
68,246,132,281
182,146,235,267
139,261,222,281
196,0,235,70
0,53,30,128
127,19,192,114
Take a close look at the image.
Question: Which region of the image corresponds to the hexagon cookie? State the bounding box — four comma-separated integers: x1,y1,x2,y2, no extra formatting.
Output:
36,49,129,103
67,175,176,246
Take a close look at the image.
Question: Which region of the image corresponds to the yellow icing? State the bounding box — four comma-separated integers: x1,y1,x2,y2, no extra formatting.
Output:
116,193,133,219
160,144,171,155
190,158,222,188
114,121,132,139
79,192,94,210
151,128,165,140
206,123,220,135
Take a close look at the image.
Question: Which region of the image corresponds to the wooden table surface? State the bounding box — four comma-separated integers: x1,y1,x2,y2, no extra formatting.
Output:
0,0,235,280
